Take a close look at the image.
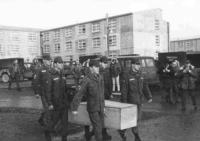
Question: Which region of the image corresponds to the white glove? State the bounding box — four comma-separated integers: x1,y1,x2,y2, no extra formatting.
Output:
35,94,40,99
72,111,78,115
48,105,54,110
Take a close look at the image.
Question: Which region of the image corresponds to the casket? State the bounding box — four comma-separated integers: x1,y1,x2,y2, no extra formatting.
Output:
68,100,137,130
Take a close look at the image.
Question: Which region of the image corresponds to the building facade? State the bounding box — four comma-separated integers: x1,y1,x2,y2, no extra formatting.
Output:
170,36,200,52
41,9,169,61
0,26,41,62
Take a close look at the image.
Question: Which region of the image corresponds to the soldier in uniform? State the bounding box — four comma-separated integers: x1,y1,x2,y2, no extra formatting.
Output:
179,60,197,111
119,59,152,141
8,59,21,91
71,59,105,141
30,58,42,96
40,56,69,141
36,56,52,110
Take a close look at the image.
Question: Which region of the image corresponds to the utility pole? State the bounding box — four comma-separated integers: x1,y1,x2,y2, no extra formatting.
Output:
40,33,44,58
106,13,110,57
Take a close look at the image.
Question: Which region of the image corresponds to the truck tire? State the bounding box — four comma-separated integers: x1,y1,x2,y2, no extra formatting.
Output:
2,73,9,83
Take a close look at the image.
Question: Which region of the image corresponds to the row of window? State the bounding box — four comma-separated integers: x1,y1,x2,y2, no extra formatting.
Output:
42,19,117,42
44,35,117,53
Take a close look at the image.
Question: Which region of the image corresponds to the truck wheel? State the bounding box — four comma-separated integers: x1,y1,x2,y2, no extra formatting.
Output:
2,73,9,83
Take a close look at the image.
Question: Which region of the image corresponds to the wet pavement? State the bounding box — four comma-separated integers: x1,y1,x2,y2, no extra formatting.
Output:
0,85,200,141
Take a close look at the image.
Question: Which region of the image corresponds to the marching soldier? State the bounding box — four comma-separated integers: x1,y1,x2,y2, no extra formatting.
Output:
71,59,105,141
8,59,21,91
179,60,197,111
119,59,152,141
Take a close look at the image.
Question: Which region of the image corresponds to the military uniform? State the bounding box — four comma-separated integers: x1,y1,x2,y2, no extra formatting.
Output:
179,63,197,111
71,70,105,141
36,65,52,109
119,69,152,141
8,63,21,91
30,62,41,95
100,65,112,99
41,56,69,141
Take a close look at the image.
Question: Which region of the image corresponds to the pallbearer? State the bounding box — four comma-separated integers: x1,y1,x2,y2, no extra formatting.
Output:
119,59,152,141
71,59,105,141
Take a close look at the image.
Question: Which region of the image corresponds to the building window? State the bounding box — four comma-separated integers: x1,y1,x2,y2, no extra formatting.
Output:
76,39,87,50
155,19,160,30
65,28,72,37
92,22,100,33
55,43,60,53
43,32,49,42
92,37,101,48
28,46,38,56
78,24,86,34
186,41,191,51
43,45,50,53
0,44,5,56
54,30,60,41
0,32,4,41
109,35,117,46
28,33,37,41
108,19,117,33
155,35,160,46
66,41,72,50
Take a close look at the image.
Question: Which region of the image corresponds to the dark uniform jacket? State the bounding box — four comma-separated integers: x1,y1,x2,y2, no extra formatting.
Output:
121,70,152,105
50,71,68,109
43,70,68,135
100,65,112,99
180,65,196,90
71,71,105,113
9,64,21,78
36,65,52,106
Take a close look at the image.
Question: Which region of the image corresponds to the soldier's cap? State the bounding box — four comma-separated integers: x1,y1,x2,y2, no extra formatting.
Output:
131,59,140,65
100,56,108,63
42,55,51,61
89,59,100,67
54,56,63,63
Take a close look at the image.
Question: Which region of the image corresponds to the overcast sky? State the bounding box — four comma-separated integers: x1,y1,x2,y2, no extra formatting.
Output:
0,0,200,38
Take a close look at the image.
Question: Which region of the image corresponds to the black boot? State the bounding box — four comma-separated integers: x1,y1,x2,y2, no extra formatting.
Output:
61,135,67,141
194,105,198,111
103,128,112,140
135,134,142,141
44,131,52,141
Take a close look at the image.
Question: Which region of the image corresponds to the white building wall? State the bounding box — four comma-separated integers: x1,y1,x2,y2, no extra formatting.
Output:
0,27,41,62
133,9,168,58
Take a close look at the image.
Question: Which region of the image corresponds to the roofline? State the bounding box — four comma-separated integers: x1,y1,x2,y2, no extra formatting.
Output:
0,25,43,32
41,12,133,32
171,35,200,42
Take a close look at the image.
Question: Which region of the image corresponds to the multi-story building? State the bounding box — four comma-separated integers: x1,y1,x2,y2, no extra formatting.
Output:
41,9,169,61
0,26,41,62
170,36,200,52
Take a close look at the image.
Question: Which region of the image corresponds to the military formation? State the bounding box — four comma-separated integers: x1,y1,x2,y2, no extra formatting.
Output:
6,55,198,141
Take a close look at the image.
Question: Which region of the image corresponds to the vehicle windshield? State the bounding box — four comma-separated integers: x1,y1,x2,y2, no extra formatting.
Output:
146,59,154,67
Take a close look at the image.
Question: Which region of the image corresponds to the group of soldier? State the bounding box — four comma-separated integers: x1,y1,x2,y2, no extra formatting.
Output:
159,59,198,111
7,55,198,141
24,55,152,141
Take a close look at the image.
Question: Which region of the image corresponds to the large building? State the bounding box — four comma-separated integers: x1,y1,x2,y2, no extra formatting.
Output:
0,26,41,62
41,9,169,61
170,36,200,52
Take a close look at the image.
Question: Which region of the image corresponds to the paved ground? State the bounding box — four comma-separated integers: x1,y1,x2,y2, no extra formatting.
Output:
0,82,200,141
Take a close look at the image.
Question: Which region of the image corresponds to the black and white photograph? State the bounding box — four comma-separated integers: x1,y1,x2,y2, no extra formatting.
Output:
0,0,200,141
